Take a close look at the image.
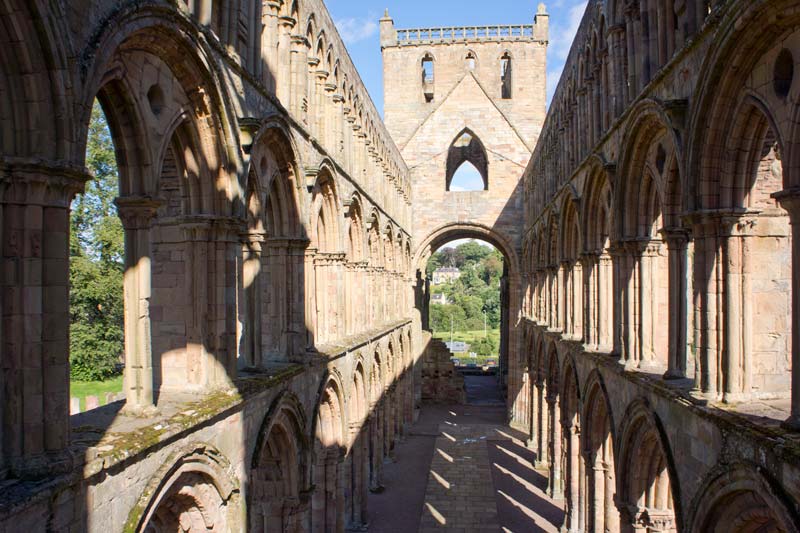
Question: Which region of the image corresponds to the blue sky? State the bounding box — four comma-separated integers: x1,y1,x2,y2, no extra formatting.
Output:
326,0,588,113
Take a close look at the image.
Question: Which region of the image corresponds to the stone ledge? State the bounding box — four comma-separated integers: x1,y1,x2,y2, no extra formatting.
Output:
523,318,800,465
315,318,414,361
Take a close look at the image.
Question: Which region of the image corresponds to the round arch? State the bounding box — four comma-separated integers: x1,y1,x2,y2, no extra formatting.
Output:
689,463,799,533
412,222,521,280
126,443,240,533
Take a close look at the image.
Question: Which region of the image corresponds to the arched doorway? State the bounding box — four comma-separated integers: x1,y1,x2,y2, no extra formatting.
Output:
413,223,522,406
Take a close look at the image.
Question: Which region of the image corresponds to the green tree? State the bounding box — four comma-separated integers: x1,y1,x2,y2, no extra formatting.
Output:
427,239,505,335
475,335,498,356
430,304,467,333
69,101,125,381
456,240,492,264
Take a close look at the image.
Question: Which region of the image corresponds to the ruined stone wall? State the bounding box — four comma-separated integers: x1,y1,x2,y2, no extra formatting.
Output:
512,0,800,531
0,0,421,531
420,334,466,405
382,8,548,390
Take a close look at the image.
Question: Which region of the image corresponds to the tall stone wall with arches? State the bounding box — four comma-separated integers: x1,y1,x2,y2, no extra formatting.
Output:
514,0,800,531
0,0,420,530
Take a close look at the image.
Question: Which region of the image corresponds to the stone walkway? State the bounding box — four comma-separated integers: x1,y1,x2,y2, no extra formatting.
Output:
367,376,564,533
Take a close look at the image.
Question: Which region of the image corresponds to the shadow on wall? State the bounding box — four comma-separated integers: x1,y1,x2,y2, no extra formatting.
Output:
0,2,419,533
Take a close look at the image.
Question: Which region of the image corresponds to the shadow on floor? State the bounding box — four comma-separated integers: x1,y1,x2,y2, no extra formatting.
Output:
367,394,565,532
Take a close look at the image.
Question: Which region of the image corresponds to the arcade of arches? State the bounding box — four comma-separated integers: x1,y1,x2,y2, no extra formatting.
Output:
0,0,799,532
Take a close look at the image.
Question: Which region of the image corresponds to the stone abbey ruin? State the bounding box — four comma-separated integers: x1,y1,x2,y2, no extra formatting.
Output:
1,0,800,531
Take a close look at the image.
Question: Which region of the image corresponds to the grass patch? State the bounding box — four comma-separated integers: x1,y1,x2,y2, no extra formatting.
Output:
70,375,124,411
432,328,501,346
432,329,501,365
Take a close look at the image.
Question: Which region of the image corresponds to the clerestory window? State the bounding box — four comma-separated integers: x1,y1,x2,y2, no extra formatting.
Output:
422,54,435,103
466,52,476,71
501,52,512,99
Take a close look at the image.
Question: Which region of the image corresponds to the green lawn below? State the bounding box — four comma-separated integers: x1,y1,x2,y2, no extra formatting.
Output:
70,375,124,411
432,329,501,366
432,328,501,346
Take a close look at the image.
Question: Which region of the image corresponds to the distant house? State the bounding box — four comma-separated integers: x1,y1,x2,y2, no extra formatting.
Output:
431,293,450,305
432,267,461,285
446,341,469,353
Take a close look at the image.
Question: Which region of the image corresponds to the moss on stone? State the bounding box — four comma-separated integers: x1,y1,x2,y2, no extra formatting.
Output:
91,365,305,473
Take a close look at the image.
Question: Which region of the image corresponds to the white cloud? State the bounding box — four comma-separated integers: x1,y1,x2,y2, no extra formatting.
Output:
335,15,379,45
546,0,588,104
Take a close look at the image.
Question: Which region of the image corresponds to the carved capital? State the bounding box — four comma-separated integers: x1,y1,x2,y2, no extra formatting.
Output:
1,161,89,207
115,196,162,230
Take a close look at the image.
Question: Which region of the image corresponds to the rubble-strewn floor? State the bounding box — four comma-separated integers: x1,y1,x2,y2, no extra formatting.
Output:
368,376,565,532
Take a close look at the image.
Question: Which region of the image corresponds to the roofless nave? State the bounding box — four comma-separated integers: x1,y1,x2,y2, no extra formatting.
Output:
1,0,799,531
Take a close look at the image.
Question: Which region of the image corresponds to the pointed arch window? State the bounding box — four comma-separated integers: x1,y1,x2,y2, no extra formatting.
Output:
501,52,512,99
465,52,477,71
446,129,489,191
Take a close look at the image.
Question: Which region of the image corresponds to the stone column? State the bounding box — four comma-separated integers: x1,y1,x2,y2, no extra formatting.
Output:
345,262,356,337
116,197,161,415
2,167,86,479
368,411,383,491
777,192,800,430
313,67,328,140
277,16,295,105
240,229,265,369
305,55,319,130
663,228,690,379
610,242,627,359
348,421,366,528
289,33,308,121
690,217,721,398
608,24,626,115
578,446,587,531
591,456,605,531
638,240,662,371
603,457,619,532
344,113,355,175
536,379,549,468
560,261,570,335
565,424,581,531
549,394,563,499
323,82,337,152
261,1,281,92
360,262,370,334
720,215,757,403
332,94,345,158
181,221,212,390
624,8,638,99
625,241,643,368
288,239,310,359
572,261,584,340
582,252,599,348
304,247,318,348
549,267,559,330
527,368,539,452
599,252,614,351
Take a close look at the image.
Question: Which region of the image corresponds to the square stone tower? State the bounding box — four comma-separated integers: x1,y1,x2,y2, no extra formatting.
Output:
380,5,548,261
381,5,548,149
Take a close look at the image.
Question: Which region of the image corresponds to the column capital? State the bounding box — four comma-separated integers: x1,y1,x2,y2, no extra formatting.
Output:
279,16,297,29
290,34,308,48
115,196,162,230
773,188,800,223
314,251,347,265
660,226,691,246
1,161,89,207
